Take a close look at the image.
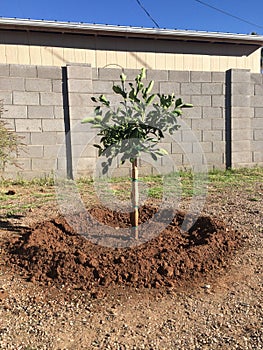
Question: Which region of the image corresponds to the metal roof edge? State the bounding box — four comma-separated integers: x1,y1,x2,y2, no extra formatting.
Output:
1,17,263,45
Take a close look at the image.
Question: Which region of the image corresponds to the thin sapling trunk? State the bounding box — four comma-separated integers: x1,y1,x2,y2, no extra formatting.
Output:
131,158,139,239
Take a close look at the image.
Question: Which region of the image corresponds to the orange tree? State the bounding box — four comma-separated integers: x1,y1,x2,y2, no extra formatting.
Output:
82,68,192,238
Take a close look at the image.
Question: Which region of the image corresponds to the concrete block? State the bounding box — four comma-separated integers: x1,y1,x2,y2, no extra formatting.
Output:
68,79,92,93
0,64,10,76
92,68,98,80
171,141,191,154
160,82,180,94
203,130,223,142
232,82,253,95
252,116,263,128
0,91,12,104
212,118,224,130
251,95,263,107
191,118,212,130
13,91,39,105
147,70,168,81
183,106,202,119
202,83,223,95
10,64,37,78
57,158,67,171
5,158,32,171
40,92,63,106
43,145,61,158
42,119,65,132
212,95,225,107
193,141,212,153
212,72,225,83
232,95,252,107
21,145,43,158
190,71,211,82
25,78,52,92
15,119,42,133
182,129,202,142
255,84,263,96
124,69,143,80
28,105,54,119
98,68,122,81
72,144,97,159
155,143,172,155
232,118,251,130
232,129,253,141
168,70,190,82
253,151,263,163
232,151,252,164
3,105,27,119
71,131,96,146
232,140,251,152
254,108,263,118
191,95,211,107
211,141,225,153
254,129,263,141
204,153,224,165
251,73,262,84
74,157,96,172
37,66,61,79
67,64,92,80
181,83,201,95
169,153,183,168
1,77,25,91
32,158,57,171
202,106,223,118
70,106,94,120
0,118,15,129
54,106,64,119
16,132,30,144
52,80,63,93
31,132,58,145
232,107,251,118
92,80,113,94
230,69,250,83
68,93,92,107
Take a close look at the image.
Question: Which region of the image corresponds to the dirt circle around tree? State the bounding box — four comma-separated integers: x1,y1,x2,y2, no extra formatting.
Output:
4,205,242,295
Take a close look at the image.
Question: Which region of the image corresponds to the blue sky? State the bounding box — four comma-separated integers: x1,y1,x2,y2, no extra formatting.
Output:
1,0,263,35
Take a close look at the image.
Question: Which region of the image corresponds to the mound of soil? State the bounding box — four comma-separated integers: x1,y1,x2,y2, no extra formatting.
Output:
4,206,242,293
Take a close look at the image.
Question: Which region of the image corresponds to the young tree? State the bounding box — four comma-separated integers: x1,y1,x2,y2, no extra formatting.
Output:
82,68,192,239
0,100,25,172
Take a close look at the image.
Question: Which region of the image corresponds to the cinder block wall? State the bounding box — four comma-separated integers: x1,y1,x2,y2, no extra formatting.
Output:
0,63,262,179
0,64,65,178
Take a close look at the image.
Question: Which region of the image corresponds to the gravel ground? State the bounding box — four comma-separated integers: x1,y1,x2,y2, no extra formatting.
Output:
0,182,262,350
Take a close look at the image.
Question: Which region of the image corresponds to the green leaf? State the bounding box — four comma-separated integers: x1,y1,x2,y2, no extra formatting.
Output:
81,117,95,124
120,73,127,82
150,152,158,161
145,80,154,95
146,94,156,105
102,110,112,123
93,144,102,149
156,148,168,156
113,85,127,98
99,95,110,106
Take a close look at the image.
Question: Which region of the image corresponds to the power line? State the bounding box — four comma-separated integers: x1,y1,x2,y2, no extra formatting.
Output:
134,0,160,28
194,0,263,30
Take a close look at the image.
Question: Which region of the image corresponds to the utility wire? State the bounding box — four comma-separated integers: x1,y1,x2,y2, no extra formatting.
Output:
134,0,160,28
194,0,263,30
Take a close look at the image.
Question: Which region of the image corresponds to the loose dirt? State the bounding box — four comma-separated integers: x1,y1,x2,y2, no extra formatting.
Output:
4,205,241,296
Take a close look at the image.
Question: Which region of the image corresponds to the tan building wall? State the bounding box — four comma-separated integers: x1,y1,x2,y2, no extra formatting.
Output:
0,30,261,72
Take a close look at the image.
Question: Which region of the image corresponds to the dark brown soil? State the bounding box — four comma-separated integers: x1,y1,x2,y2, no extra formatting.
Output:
4,205,242,294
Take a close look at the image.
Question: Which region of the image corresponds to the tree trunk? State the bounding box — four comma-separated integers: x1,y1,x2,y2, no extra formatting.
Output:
131,158,139,239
